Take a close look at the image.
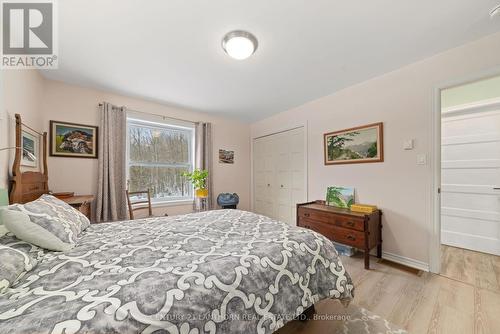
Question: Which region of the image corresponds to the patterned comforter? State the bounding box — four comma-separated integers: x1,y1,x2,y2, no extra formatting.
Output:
0,210,354,334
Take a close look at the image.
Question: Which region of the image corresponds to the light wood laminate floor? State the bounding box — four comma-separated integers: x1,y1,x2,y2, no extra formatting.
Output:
441,245,500,293
278,252,500,334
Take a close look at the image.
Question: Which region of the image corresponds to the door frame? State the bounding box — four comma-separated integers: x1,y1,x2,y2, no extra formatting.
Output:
250,123,309,218
430,66,500,273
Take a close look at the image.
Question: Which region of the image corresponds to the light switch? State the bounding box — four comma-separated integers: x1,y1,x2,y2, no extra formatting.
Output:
416,153,427,165
403,139,414,150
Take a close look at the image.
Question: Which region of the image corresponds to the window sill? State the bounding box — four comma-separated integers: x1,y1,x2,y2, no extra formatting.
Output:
151,199,194,208
131,199,194,209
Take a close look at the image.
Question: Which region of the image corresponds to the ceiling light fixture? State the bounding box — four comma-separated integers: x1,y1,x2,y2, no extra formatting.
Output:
222,30,258,60
490,4,500,18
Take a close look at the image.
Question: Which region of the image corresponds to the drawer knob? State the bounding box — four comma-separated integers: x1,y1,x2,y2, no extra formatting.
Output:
304,213,310,217
346,221,355,227
347,235,356,241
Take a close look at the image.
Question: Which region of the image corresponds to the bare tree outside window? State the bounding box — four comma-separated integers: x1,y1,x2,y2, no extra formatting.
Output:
127,120,194,202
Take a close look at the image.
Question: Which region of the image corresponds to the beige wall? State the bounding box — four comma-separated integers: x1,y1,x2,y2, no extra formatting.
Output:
0,70,45,190
0,76,250,213
40,80,251,214
251,31,500,268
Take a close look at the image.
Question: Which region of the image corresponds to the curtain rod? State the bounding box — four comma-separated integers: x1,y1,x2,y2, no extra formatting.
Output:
98,103,197,125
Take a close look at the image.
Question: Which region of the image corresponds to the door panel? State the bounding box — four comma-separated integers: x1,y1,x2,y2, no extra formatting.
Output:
289,128,305,225
253,136,275,218
442,168,499,186
442,141,500,161
253,127,306,226
441,109,500,255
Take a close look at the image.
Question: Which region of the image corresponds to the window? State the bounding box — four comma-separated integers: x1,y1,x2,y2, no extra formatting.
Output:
127,117,195,203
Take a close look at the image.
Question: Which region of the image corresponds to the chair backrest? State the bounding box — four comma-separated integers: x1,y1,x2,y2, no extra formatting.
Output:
126,189,153,220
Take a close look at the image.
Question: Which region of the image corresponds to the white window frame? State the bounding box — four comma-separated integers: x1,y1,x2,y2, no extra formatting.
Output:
126,116,195,206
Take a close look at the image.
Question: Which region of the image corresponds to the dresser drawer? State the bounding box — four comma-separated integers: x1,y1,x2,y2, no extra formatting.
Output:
298,208,365,231
299,218,365,248
330,225,365,249
299,218,335,238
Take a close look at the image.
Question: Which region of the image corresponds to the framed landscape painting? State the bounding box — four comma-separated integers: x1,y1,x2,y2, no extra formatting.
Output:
324,122,383,165
50,121,98,158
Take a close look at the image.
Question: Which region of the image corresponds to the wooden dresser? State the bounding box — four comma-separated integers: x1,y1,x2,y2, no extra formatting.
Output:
297,201,382,269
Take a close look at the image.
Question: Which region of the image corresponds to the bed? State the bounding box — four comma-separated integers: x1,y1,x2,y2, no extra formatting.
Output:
0,209,354,334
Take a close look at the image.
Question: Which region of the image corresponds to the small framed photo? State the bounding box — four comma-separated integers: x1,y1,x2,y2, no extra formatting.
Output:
324,122,383,165
21,130,38,168
50,121,98,158
219,149,234,164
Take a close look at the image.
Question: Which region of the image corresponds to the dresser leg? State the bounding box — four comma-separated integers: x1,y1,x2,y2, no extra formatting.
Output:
377,244,382,258
364,250,369,269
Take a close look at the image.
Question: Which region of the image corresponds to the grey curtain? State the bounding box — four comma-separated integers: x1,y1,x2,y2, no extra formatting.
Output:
195,122,214,209
95,102,128,222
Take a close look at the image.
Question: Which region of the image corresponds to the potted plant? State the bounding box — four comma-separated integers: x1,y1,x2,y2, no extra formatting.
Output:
182,169,209,198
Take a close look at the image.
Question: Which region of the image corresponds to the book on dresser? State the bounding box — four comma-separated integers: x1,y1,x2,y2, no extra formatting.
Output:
297,200,382,269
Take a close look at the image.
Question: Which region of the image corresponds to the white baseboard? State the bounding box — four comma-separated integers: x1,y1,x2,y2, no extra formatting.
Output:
382,251,429,272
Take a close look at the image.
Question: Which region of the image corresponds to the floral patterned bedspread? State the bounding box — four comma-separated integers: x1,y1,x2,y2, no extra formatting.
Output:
0,209,354,334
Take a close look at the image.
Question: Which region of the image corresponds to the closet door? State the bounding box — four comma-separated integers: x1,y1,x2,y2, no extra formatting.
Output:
289,128,306,225
253,127,306,226
253,135,276,218
275,131,292,224
253,137,267,215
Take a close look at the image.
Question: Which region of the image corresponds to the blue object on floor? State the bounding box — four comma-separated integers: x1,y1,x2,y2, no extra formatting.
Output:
0,188,9,207
217,193,239,209
333,242,356,257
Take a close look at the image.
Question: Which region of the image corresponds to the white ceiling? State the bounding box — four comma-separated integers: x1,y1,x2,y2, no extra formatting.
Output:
42,0,500,122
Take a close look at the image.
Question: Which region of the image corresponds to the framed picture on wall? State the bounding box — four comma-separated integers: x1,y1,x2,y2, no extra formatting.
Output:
219,149,234,164
21,130,38,168
50,121,98,158
324,122,383,165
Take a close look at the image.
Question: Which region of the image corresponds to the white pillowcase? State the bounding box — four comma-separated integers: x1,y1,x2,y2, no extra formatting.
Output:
1,194,91,252
0,209,73,252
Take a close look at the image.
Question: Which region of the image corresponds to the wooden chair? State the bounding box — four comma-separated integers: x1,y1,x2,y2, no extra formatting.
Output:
126,189,153,220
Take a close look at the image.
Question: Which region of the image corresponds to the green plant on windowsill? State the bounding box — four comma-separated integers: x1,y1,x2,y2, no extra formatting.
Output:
182,169,209,198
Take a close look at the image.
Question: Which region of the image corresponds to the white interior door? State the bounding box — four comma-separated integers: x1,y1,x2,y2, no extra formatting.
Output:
275,132,292,224
253,127,306,225
289,128,306,225
441,103,500,256
253,136,275,218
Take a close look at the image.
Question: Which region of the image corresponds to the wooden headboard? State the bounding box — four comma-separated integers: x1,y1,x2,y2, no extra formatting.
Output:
9,114,49,204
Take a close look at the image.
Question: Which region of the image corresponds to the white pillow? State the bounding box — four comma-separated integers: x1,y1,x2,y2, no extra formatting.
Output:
0,209,73,252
